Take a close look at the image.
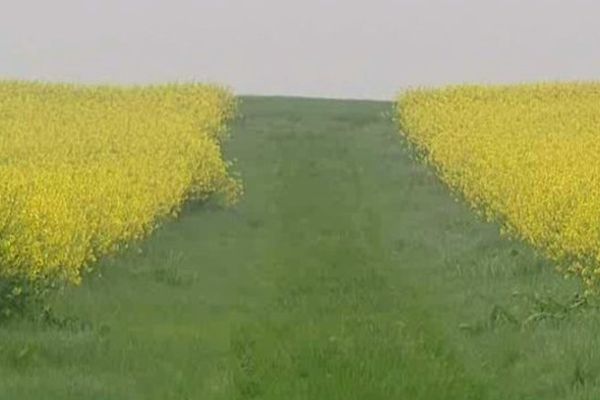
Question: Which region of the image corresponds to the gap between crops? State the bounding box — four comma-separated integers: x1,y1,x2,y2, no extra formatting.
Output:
2,97,599,399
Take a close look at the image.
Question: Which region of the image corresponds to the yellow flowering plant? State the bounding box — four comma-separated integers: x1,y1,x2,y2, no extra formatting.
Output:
396,82,600,293
0,81,240,296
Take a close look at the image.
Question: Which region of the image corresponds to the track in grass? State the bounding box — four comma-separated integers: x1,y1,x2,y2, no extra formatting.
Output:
0,97,598,399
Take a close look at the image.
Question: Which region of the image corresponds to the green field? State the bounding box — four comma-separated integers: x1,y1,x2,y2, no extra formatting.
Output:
2,97,600,399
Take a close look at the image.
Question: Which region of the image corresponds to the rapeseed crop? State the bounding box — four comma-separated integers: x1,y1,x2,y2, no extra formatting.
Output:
0,81,239,286
396,83,600,292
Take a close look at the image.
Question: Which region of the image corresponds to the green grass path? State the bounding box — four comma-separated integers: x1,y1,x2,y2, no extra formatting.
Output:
1,97,599,399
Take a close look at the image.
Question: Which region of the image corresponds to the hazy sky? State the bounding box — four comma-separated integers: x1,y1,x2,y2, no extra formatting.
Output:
2,0,599,99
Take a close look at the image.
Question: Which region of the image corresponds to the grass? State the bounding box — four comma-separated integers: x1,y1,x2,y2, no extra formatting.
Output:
1,96,600,398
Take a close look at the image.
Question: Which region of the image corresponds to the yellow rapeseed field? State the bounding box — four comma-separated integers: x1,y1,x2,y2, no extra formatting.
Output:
396,82,600,292
0,81,240,285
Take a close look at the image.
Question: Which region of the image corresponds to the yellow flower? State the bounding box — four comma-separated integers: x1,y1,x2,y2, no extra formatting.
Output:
396,82,600,291
0,81,241,285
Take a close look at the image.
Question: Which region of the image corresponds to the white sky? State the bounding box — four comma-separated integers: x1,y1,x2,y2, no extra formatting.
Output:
1,0,599,99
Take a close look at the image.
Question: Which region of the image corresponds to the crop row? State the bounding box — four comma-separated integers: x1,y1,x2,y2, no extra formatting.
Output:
0,81,240,285
397,83,600,291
